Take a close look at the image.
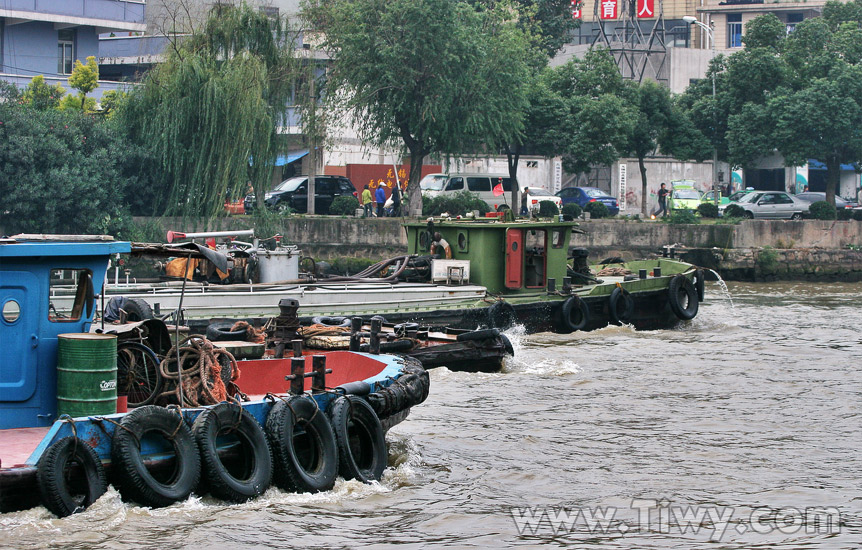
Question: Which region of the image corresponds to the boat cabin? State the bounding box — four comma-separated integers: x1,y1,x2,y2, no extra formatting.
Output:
404,219,579,294
0,236,131,428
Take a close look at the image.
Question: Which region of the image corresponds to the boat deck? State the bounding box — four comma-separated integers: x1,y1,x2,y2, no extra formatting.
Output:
0,427,49,468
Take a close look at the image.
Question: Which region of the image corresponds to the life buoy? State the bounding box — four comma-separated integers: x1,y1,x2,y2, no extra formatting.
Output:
608,286,634,325
193,402,273,502
265,395,338,493
430,238,452,259
111,405,201,508
486,301,517,329
668,275,699,320
559,296,590,332
328,396,387,483
311,316,352,328
37,436,107,517
693,269,706,302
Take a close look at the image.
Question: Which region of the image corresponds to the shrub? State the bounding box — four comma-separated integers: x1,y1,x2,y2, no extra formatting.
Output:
329,195,360,216
584,201,609,219
723,203,747,218
808,201,836,220
837,208,853,221
538,200,559,217
562,203,582,220
854,210,862,221
668,209,700,224
422,190,490,217
697,202,719,218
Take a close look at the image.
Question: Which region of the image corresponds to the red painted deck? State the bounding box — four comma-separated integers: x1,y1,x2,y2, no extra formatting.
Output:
237,351,388,396
0,427,49,469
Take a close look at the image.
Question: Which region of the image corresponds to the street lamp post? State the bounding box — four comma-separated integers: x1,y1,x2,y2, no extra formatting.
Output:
683,16,719,207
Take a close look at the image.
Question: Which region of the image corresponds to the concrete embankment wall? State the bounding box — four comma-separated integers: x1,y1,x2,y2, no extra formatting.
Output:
143,217,862,281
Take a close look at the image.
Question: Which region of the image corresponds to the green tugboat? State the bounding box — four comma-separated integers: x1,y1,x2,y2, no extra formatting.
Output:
392,217,705,333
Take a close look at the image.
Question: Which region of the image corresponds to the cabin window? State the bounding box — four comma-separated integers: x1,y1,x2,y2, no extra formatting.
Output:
457,232,468,252
524,229,547,289
2,300,20,323
551,230,564,249
48,269,92,322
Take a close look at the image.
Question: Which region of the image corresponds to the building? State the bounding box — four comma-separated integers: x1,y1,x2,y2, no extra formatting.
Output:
0,0,146,98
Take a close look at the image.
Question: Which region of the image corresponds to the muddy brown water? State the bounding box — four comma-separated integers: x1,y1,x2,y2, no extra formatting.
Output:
2,282,861,549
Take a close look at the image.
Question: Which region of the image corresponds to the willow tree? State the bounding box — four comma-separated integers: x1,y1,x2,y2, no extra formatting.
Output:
122,4,297,218
305,0,532,216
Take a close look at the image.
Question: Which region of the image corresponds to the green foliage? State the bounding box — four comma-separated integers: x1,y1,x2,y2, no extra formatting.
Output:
724,203,747,218
329,195,360,216
562,203,582,219
668,209,700,225
99,90,127,117
121,3,297,219
0,102,133,235
422,190,491,217
808,200,837,220
58,94,97,112
68,56,99,110
0,80,20,101
538,200,559,217
22,75,65,110
697,202,719,218
758,245,779,273
584,201,609,219
855,210,862,222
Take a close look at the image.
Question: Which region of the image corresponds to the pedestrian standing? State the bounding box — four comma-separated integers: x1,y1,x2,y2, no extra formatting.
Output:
361,184,373,217
520,187,529,218
391,181,401,216
657,182,669,218
375,181,386,218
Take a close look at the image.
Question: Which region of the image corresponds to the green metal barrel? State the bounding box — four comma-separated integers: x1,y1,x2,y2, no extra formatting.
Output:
57,333,118,417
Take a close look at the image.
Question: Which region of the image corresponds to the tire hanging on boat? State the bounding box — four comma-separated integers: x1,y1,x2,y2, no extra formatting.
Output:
192,402,273,502
365,358,431,419
265,395,339,493
327,396,387,483
668,275,699,321
205,321,248,342
693,269,706,302
608,287,634,325
486,301,517,329
111,405,201,508
37,436,108,518
559,295,590,332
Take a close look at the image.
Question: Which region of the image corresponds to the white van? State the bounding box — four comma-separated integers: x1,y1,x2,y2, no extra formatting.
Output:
420,173,518,212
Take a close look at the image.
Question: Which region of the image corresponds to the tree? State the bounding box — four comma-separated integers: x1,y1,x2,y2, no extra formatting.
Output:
121,3,297,218
305,0,532,216
69,56,99,110
21,75,65,110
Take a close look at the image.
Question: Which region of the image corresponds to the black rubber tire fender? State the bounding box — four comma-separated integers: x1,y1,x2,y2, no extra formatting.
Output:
192,402,273,502
311,316,352,328
111,405,201,508
456,328,501,341
668,275,699,321
608,287,634,325
205,321,247,342
265,395,339,493
693,269,706,303
486,301,517,329
327,396,387,483
560,295,590,332
123,298,153,322
37,436,107,517
500,334,515,356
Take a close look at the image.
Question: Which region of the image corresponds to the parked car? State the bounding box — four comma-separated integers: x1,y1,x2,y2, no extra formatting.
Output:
795,192,854,210
667,182,702,212
718,191,809,219
727,189,756,203
701,189,730,206
244,176,356,214
555,186,619,216
419,173,515,211
523,186,563,214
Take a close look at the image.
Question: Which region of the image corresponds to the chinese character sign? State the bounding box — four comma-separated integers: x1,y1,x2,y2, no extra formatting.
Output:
600,0,618,19
571,0,582,19
637,0,655,18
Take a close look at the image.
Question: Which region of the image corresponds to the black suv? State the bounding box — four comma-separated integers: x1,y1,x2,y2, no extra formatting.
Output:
244,176,357,214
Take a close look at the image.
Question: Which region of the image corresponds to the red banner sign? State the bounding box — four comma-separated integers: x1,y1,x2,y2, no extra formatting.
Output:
599,0,618,19
637,0,655,18
571,0,582,19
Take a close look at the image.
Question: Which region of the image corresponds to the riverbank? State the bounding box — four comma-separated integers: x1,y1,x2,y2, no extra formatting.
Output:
140,216,862,282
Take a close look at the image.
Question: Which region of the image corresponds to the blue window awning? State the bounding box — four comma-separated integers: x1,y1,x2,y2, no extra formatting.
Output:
275,150,309,166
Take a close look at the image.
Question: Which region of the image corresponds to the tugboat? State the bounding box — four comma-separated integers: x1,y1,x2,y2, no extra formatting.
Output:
0,235,429,516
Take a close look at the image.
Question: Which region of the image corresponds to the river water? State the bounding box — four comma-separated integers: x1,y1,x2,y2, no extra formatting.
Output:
2,282,861,549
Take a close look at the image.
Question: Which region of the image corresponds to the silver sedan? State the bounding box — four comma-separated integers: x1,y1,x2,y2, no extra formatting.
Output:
719,191,809,220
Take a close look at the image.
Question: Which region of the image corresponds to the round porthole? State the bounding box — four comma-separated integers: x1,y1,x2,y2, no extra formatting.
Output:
511,241,518,252
419,230,431,251
457,232,467,251
2,300,21,323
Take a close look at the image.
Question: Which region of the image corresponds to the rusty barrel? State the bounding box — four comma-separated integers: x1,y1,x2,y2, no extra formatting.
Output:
57,333,118,417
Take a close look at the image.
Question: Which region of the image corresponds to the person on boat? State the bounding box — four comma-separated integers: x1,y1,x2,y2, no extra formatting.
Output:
376,181,386,218
361,184,373,217
657,182,669,218
520,187,529,218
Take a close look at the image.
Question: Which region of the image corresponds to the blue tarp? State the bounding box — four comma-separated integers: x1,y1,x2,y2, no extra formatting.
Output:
808,159,859,171
275,150,309,166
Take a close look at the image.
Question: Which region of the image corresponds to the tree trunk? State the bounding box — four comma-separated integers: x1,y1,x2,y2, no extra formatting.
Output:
638,154,648,217
406,146,427,217
506,146,520,214
825,155,839,207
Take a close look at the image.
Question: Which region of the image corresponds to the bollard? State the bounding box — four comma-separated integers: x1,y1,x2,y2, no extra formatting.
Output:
350,317,363,352
654,267,662,277
369,317,382,355
547,278,556,292
288,357,305,395
639,269,647,279
311,355,327,393
292,339,303,358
